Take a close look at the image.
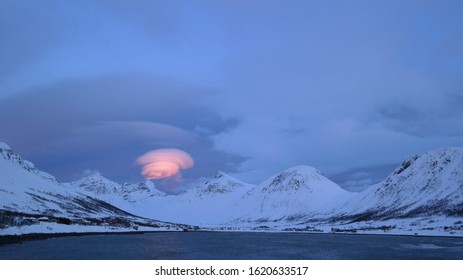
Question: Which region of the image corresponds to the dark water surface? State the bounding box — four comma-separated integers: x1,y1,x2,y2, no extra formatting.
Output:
0,232,462,260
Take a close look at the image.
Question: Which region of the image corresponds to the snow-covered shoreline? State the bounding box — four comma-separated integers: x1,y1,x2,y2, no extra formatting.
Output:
2,142,463,241
2,222,462,242
0,223,181,237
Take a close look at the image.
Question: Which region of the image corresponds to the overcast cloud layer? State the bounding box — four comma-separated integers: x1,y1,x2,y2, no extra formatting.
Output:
1,1,462,192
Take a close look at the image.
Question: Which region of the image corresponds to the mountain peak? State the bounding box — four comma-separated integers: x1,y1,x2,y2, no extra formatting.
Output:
390,147,463,179
0,142,57,183
339,147,463,219
0,142,11,150
214,171,227,179
71,172,120,195
283,165,324,178
195,172,249,196
119,181,166,202
238,165,352,221
261,165,329,193
83,171,108,181
213,171,241,181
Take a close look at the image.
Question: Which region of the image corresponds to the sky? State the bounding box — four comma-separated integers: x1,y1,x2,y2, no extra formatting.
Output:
1,0,462,193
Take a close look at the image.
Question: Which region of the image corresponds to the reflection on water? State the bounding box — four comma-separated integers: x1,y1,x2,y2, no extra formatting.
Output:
0,232,462,260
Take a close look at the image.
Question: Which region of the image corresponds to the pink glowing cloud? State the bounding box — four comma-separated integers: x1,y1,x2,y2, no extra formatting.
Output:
136,149,194,180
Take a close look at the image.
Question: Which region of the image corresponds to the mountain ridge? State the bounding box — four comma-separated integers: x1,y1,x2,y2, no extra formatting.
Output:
2,141,462,236
0,143,192,235
333,147,463,221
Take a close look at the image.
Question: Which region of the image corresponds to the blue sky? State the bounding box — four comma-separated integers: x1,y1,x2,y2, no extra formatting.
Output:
1,0,462,192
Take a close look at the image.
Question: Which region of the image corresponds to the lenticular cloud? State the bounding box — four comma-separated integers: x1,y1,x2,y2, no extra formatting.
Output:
136,149,194,180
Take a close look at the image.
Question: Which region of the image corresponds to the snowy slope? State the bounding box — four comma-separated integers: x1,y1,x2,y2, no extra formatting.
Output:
128,171,255,225
335,148,463,221
0,143,185,234
190,171,252,197
67,174,165,205
4,139,462,236
68,172,120,195
0,142,57,184
67,171,254,225
0,143,112,218
236,166,354,222
105,166,353,226
120,180,166,203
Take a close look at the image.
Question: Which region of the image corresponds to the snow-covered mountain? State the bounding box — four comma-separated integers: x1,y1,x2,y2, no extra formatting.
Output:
69,172,120,195
126,171,255,225
61,149,463,235
66,166,354,226
0,143,108,218
68,168,352,225
0,143,188,235
67,170,256,225
236,166,354,222
68,173,165,204
192,171,250,197
2,140,463,236
120,181,166,203
0,142,57,184
334,148,463,222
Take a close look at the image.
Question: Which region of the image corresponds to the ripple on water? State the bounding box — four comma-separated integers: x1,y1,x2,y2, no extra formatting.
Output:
399,243,445,249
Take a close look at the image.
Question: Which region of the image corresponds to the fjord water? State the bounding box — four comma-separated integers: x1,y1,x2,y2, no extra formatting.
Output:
1,232,462,260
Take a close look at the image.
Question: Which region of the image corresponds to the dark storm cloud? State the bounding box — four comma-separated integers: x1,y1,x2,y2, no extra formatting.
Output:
1,1,463,187
379,104,420,123
0,74,229,147
34,120,243,185
376,92,463,138
329,164,397,193
0,74,243,182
